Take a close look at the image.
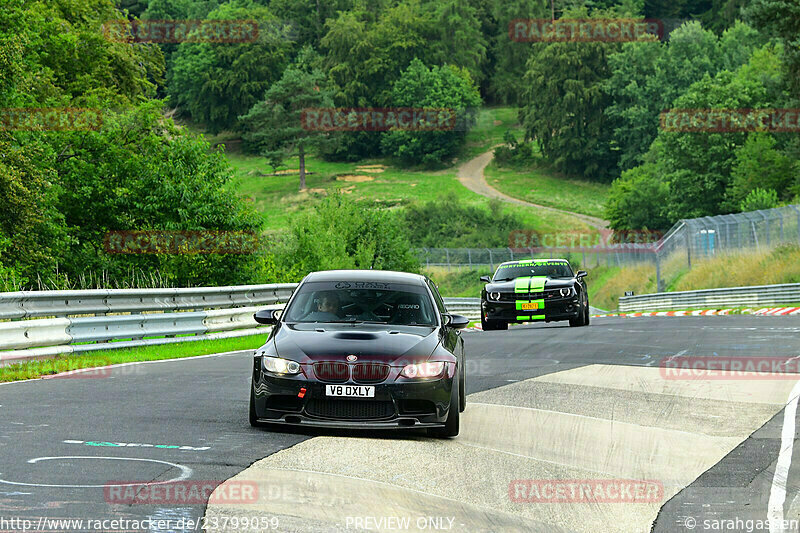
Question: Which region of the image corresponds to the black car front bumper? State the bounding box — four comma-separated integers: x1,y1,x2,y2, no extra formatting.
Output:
482,295,582,323
251,371,455,429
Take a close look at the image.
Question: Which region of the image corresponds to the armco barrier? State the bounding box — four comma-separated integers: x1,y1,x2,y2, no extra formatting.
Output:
618,283,800,312
0,284,479,364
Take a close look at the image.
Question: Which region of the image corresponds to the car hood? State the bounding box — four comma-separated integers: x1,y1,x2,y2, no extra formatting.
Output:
266,323,443,365
485,276,576,292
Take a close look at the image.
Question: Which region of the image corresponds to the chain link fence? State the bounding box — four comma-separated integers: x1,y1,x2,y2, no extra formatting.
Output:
417,204,800,291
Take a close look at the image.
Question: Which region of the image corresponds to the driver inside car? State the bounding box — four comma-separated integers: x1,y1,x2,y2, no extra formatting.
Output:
305,292,341,322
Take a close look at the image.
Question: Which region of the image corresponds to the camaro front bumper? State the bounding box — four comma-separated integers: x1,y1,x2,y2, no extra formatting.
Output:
251,371,456,429
482,296,581,323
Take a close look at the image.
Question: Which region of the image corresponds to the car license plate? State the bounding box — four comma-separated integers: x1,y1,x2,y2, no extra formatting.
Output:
520,302,540,310
325,385,375,398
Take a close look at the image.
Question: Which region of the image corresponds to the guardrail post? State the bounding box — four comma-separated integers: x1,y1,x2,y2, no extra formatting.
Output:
655,251,663,293
793,206,800,244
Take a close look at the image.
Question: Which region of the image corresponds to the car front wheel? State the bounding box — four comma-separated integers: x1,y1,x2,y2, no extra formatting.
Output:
429,375,460,438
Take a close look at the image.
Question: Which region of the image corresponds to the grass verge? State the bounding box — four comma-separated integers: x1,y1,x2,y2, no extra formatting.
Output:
0,334,269,382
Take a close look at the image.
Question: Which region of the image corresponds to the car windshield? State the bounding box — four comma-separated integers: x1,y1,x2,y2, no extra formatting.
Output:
493,262,573,281
283,281,437,326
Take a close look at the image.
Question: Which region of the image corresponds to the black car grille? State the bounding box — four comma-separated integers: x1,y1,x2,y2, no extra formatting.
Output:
352,363,390,383
313,362,349,383
305,399,395,419
494,290,567,301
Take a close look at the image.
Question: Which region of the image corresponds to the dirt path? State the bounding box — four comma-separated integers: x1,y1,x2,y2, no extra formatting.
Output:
457,148,609,229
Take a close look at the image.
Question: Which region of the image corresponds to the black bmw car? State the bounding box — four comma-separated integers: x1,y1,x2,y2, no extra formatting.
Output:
249,270,468,437
480,259,589,330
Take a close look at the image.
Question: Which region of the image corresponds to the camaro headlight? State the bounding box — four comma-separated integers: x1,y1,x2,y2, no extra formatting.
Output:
262,356,301,375
401,361,446,378
488,292,501,301
559,287,575,297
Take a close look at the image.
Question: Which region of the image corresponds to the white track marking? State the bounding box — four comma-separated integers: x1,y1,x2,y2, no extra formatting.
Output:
768,379,800,533
0,456,192,488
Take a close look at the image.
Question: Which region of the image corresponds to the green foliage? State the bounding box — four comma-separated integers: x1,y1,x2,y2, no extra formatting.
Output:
381,59,482,167
275,193,420,277
604,21,761,172
488,0,549,104
239,48,336,188
746,0,800,99
740,188,779,211
520,39,620,180
659,45,785,220
167,0,293,133
493,130,536,167
604,162,671,230
726,133,795,209
401,195,522,248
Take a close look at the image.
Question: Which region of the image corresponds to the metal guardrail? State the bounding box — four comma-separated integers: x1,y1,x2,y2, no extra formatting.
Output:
618,283,800,312
0,284,481,364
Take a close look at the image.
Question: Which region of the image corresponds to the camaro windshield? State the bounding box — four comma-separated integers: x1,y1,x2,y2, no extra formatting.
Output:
283,281,437,326
493,262,573,281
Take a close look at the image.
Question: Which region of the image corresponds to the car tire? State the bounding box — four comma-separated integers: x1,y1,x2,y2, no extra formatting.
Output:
459,363,466,413
481,313,494,331
569,297,589,327
495,320,508,330
249,386,263,428
429,375,460,438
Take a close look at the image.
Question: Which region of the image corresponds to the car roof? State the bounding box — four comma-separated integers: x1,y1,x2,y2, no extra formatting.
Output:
303,269,427,285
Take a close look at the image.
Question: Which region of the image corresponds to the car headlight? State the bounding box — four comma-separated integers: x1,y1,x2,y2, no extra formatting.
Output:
560,287,575,297
488,292,501,301
262,356,301,375
401,361,446,378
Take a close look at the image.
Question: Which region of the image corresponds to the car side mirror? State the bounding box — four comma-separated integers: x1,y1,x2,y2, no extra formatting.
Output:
254,308,281,325
576,270,588,279
480,275,491,283
443,314,470,329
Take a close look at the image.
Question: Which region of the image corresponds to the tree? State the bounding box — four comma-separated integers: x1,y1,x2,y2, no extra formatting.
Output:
381,59,482,167
429,0,487,86
604,21,760,172
168,1,293,133
746,0,800,99
726,133,795,210
239,51,335,190
604,162,671,231
520,39,621,180
660,45,785,220
488,0,549,104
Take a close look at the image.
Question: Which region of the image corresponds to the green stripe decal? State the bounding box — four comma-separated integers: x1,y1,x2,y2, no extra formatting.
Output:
514,277,530,293
529,276,547,291
517,315,545,321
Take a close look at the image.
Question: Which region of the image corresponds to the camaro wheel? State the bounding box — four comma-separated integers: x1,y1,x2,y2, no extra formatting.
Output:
570,297,590,327
429,375,460,438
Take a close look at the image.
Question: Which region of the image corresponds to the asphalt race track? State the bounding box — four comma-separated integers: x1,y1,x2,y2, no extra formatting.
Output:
3,316,800,532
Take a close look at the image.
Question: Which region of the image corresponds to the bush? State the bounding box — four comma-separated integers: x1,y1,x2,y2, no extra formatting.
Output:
493,130,536,167
740,188,779,211
401,194,523,248
275,193,420,277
